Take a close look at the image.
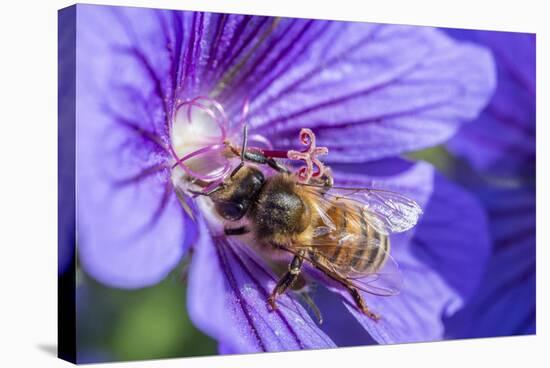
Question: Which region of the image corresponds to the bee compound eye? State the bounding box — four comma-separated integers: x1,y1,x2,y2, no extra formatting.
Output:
217,201,248,221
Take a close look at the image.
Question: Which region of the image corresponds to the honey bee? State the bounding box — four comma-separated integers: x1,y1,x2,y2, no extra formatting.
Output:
191,128,422,321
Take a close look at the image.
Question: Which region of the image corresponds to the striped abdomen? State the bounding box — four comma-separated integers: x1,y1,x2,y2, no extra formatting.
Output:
308,204,390,275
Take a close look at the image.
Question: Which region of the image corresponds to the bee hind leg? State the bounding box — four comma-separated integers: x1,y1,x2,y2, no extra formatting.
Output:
311,260,380,321
348,286,381,322
267,251,304,311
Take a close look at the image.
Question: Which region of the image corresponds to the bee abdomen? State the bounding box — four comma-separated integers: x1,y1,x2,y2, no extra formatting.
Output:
350,205,390,273
320,205,390,274
353,230,390,273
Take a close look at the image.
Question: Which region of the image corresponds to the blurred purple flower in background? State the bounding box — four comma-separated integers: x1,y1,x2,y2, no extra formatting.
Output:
74,4,496,354
444,31,536,337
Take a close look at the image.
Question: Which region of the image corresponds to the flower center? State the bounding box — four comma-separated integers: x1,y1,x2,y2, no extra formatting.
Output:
168,96,233,187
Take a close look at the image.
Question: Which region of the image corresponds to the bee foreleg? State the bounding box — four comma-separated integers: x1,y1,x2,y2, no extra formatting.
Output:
266,157,291,174
230,161,245,178
224,226,250,236
267,251,304,311
348,286,380,322
241,150,290,174
188,183,224,197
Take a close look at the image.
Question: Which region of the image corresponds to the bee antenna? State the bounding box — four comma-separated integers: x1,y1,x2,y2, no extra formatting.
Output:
240,123,249,163
229,124,250,179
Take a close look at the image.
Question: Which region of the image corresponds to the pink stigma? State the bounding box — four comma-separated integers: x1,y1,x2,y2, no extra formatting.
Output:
287,129,329,183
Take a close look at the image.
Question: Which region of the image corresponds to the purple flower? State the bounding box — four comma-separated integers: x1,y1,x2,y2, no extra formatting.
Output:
73,4,495,354
444,31,536,337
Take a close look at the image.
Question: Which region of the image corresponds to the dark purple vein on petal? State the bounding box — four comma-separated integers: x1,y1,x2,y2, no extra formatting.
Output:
221,18,300,103
115,46,171,134
213,236,267,351
238,246,334,345
113,163,169,187
143,180,174,231
344,297,402,343
270,97,454,136
155,11,175,95
112,8,174,129
221,252,304,349
191,13,205,91
204,14,229,75
318,23,348,60
249,24,383,118
213,17,281,99
255,50,431,132
114,116,168,153
115,180,175,241
110,83,160,128
163,11,184,106
224,242,305,349
239,21,332,113
211,16,265,86
221,19,307,104
172,11,187,92
206,15,253,85
182,12,198,90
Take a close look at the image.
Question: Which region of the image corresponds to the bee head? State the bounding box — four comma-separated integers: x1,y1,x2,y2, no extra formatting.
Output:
211,166,265,221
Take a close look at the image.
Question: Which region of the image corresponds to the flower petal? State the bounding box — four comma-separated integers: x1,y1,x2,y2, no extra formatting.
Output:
187,216,335,353
341,250,461,343
76,5,191,288
241,24,496,161
77,158,190,288
76,5,177,139
410,173,491,301
447,30,535,178
444,186,535,337
321,162,489,343
314,286,377,346
443,29,536,338
330,158,434,208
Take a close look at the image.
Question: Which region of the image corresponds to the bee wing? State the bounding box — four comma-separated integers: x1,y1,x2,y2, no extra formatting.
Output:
301,183,423,235
347,251,403,296
292,232,403,296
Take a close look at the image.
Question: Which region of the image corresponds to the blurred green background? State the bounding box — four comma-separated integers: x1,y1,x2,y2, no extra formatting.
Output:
76,263,217,363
